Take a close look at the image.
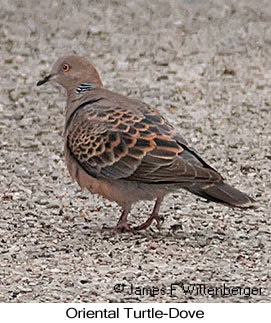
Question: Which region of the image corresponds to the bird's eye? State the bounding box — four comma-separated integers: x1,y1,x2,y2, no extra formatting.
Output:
62,64,70,72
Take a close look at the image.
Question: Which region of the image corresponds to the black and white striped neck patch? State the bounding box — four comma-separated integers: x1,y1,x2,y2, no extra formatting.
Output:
75,82,96,94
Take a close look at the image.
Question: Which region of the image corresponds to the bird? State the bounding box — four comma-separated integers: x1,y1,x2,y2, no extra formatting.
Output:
37,56,255,232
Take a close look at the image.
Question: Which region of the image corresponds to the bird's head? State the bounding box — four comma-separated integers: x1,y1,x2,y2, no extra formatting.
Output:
37,56,103,95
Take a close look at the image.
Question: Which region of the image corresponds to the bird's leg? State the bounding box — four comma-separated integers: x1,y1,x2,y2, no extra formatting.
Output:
134,198,163,231
103,208,134,233
115,209,134,232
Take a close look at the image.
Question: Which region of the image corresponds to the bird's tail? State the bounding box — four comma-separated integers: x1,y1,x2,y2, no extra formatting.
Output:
186,181,255,208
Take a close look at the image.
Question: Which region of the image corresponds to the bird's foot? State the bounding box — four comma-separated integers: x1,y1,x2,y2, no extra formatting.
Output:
134,213,161,231
102,209,136,233
133,198,163,231
102,221,135,233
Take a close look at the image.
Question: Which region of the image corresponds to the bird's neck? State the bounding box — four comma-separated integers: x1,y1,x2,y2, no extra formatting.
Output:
75,82,97,94
66,80,102,100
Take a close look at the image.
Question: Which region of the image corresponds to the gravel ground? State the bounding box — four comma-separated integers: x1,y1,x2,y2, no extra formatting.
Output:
0,0,270,303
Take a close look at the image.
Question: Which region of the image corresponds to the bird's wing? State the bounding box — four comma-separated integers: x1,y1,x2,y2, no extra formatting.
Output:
66,98,221,183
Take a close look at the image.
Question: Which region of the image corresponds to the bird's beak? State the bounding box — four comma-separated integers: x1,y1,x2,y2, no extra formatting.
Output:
37,74,53,86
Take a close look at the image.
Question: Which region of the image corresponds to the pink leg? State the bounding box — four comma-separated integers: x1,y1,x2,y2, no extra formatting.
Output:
134,198,163,231
103,209,134,233
115,209,134,232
